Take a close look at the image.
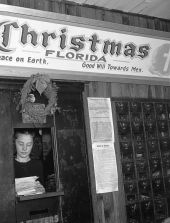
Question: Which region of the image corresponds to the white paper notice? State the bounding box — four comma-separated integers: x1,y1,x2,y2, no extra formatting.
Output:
87,97,118,193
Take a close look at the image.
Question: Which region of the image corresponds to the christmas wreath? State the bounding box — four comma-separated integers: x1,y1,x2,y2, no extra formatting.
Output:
17,74,59,122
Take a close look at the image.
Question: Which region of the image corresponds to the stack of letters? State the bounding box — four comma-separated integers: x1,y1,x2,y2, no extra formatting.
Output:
15,176,45,196
19,215,59,223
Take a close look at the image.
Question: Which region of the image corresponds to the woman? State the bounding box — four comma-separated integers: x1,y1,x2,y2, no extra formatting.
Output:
14,129,44,186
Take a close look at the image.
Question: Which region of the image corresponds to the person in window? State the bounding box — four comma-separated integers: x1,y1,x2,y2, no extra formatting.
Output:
42,133,56,192
14,129,44,186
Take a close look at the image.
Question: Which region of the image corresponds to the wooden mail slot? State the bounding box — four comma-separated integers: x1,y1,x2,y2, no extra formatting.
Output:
16,192,64,222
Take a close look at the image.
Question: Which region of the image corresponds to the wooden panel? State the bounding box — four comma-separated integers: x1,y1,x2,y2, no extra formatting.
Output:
16,196,60,222
0,0,7,3
110,83,122,97
66,0,170,20
80,5,97,20
164,87,170,99
85,82,170,99
7,0,20,6
1,0,170,32
63,2,170,31
18,0,35,8
65,2,78,16
83,91,99,223
50,0,65,14
55,84,93,223
95,8,105,21
103,10,115,22
84,81,170,223
0,89,15,222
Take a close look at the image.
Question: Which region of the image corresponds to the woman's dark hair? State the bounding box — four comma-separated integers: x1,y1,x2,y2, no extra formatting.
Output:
14,129,35,140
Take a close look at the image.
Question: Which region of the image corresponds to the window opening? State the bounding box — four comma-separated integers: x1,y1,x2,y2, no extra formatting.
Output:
13,128,57,196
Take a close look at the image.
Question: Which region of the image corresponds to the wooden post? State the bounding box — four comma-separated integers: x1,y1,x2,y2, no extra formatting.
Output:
82,88,99,223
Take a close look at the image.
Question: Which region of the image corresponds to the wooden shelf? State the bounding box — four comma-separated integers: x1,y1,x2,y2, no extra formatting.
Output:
17,191,64,201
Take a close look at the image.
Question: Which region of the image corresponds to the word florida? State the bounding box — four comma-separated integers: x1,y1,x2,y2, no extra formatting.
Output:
0,21,150,59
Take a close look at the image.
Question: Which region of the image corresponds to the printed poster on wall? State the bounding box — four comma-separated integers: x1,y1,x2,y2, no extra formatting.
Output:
87,97,118,193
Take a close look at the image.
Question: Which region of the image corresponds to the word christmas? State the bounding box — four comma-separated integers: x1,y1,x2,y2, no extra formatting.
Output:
0,21,150,59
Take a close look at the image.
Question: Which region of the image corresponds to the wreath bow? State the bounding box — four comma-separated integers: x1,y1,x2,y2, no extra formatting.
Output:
34,75,50,95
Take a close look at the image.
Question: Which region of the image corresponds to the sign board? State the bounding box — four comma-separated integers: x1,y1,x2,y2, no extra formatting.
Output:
22,104,46,124
0,14,169,78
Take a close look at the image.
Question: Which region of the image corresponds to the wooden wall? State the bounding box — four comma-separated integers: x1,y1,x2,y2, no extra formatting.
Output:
0,0,169,32
84,82,170,223
85,83,170,99
0,1,170,223
0,88,15,222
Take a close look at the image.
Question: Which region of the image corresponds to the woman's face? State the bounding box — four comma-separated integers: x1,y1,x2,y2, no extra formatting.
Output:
15,133,33,160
